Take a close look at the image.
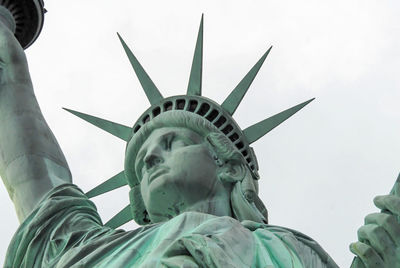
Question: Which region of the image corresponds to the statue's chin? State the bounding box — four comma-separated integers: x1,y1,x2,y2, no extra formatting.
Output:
144,180,188,222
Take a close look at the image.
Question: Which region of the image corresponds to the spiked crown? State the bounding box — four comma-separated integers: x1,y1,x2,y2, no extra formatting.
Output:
65,15,314,228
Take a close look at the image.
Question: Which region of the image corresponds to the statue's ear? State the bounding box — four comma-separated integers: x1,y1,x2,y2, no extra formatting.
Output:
217,156,247,183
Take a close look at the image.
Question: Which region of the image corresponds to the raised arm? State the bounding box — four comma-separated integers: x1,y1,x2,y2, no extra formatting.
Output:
0,12,71,222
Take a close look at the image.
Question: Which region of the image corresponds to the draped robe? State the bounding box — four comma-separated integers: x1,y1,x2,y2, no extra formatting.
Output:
5,184,338,268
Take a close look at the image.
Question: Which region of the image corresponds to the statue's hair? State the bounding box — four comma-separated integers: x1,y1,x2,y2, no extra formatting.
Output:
125,110,268,225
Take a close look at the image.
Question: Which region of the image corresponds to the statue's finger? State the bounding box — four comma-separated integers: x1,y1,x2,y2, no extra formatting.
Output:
351,257,366,268
349,242,384,268
389,173,400,196
374,195,400,215
365,213,400,247
357,224,395,262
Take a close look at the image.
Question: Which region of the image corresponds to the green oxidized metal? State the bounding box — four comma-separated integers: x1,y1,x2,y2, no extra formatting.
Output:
65,15,314,228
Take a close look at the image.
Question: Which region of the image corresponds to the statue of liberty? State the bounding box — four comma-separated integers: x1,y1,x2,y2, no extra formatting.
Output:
0,2,399,267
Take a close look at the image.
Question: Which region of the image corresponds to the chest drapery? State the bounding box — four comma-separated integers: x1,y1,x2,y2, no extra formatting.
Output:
5,184,337,268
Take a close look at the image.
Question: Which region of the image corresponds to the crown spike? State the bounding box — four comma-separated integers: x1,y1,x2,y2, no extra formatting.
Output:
222,46,272,115
86,171,127,198
117,33,163,105
186,14,204,96
243,98,315,144
63,108,132,141
105,205,133,228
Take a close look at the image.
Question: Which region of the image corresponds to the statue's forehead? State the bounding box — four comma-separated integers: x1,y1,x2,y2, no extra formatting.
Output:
140,127,203,148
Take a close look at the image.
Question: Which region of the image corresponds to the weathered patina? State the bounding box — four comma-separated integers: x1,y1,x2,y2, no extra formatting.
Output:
0,8,399,267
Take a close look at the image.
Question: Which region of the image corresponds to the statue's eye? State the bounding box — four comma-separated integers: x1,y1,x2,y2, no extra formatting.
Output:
164,133,192,151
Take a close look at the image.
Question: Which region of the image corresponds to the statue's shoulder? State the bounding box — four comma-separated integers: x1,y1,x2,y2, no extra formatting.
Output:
247,222,339,268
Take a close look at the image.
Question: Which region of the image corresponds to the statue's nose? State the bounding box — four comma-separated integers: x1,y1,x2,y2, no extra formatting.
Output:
144,145,164,169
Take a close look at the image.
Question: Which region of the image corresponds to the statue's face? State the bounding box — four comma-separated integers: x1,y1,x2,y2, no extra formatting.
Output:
135,127,228,222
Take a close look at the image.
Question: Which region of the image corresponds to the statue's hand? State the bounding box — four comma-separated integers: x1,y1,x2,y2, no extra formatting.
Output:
350,177,400,268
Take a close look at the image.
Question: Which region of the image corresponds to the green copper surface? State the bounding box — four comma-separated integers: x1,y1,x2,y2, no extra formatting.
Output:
86,171,126,198
350,176,400,267
389,172,400,195
117,33,164,105
7,185,339,267
61,17,317,230
63,108,132,141
186,15,203,96
0,20,72,222
1,13,399,268
243,98,315,144
221,46,272,115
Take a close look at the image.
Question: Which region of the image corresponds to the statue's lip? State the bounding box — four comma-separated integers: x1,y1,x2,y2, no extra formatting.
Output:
148,167,169,183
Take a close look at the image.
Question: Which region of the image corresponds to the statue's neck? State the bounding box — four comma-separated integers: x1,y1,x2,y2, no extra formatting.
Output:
147,182,233,223
182,194,233,218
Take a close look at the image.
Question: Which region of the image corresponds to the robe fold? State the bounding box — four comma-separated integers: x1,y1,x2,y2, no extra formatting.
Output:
5,184,338,268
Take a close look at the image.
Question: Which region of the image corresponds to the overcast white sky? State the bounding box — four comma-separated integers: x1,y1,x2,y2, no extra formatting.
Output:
1,0,399,267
